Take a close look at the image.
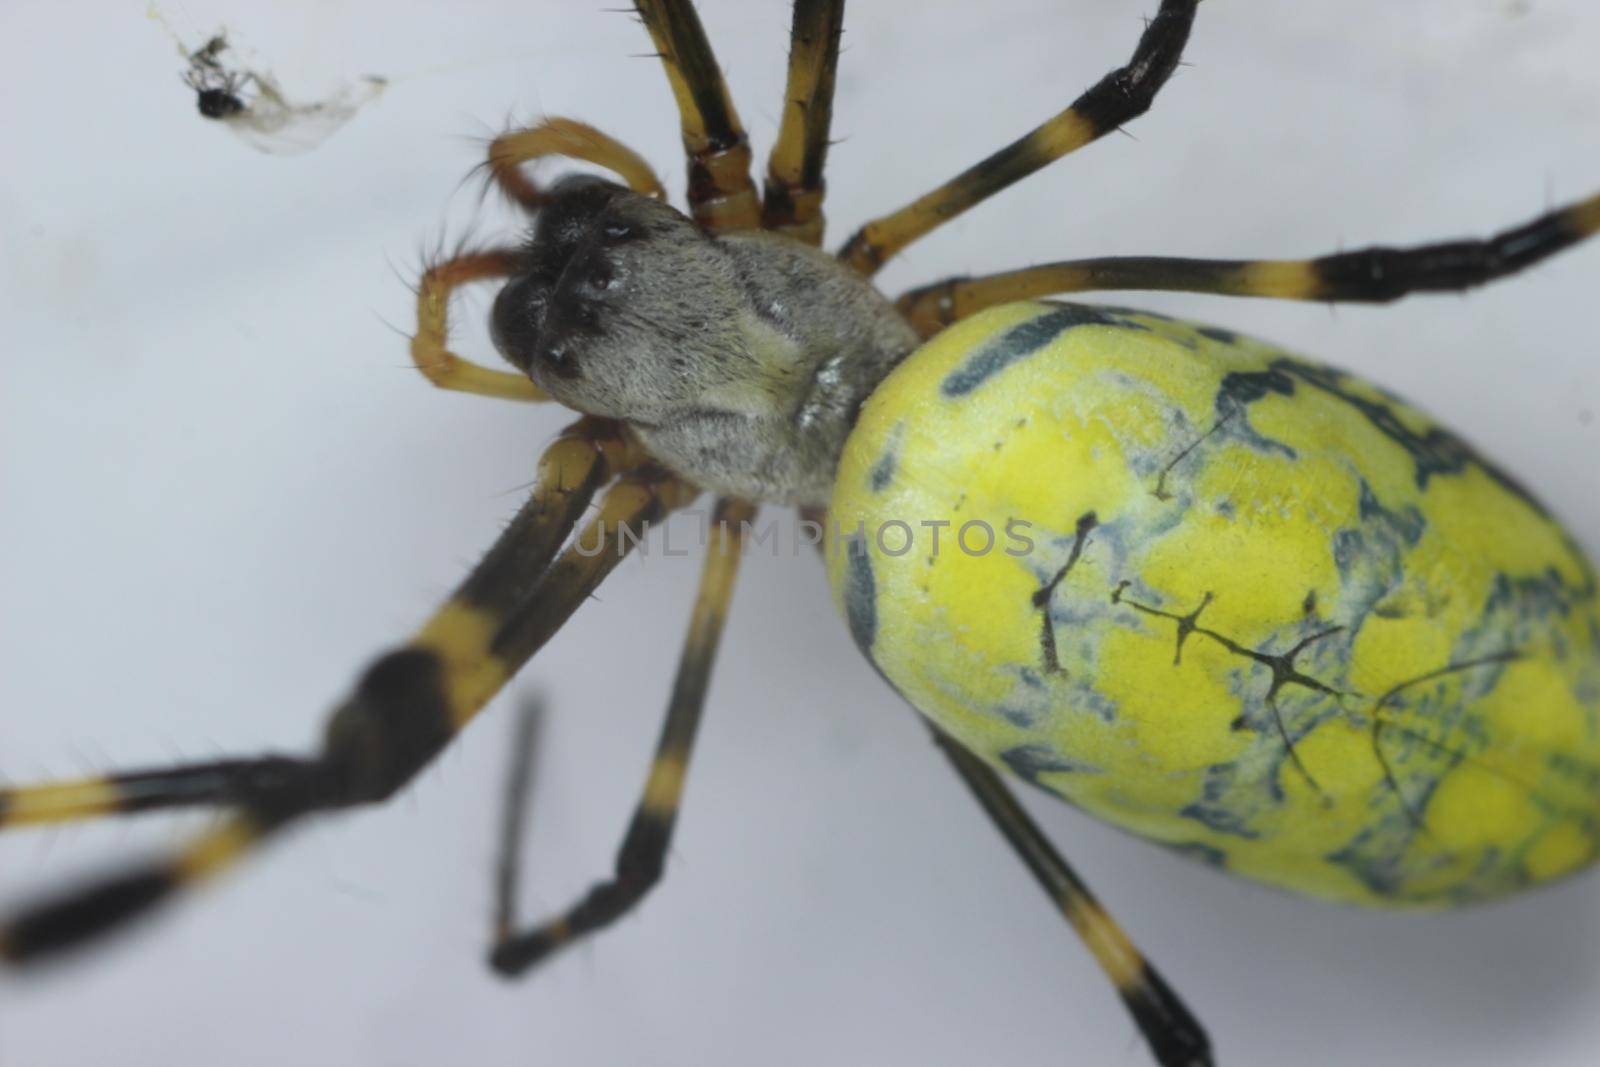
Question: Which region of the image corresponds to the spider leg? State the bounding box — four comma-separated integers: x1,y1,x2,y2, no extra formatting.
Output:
897,190,1600,336
0,757,318,827
491,697,545,948
838,0,1198,275
931,726,1212,1067
0,421,699,964
489,496,754,974
634,0,760,231
411,246,548,400
761,0,846,244
487,117,665,210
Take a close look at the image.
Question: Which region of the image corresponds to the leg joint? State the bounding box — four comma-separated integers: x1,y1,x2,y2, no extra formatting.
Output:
322,649,457,804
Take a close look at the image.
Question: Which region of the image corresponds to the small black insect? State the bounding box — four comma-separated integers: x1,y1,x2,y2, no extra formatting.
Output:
181,34,251,121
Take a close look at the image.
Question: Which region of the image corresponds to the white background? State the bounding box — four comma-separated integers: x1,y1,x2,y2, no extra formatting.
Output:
3,2,1599,1065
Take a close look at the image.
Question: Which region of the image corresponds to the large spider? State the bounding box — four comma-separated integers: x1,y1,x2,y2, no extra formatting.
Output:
3,2,1600,1067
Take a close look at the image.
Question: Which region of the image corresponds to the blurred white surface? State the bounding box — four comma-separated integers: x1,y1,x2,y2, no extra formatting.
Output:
2,2,1598,1065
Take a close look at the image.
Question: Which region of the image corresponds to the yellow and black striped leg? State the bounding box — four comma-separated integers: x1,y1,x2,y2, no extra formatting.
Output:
634,0,760,232
490,496,754,974
897,190,1600,336
485,117,665,211
0,423,696,964
761,0,846,244
0,757,317,829
0,415,627,834
839,0,1199,275
412,246,549,401
931,727,1212,1067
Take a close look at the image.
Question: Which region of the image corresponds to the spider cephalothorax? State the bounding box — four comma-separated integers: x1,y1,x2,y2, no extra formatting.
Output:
490,176,916,505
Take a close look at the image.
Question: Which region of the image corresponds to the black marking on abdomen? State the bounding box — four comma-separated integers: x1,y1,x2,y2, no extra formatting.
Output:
844,538,878,655
940,305,1141,398
1196,325,1240,346
868,447,896,492
1153,410,1237,501
999,744,1098,796
1180,767,1262,840
1271,357,1549,516
1154,364,1302,501
1032,512,1099,673
1112,584,1346,798
1369,650,1522,833
1211,366,1299,459
867,421,906,494
1219,367,1295,407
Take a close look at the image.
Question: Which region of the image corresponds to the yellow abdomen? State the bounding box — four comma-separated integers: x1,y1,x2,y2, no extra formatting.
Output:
828,301,1600,906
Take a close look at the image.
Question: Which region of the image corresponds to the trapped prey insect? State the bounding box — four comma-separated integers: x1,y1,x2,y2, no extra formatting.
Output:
3,2,1598,1065
176,29,386,155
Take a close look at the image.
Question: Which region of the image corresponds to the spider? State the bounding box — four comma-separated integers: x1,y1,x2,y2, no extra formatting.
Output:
3,2,1600,1067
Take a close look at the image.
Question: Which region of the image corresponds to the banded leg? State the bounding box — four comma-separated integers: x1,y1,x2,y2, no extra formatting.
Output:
761,0,846,244
412,246,547,401
2,413,627,832
634,0,760,231
931,726,1211,1067
839,0,1198,275
897,190,1600,337
0,423,699,963
486,117,665,210
489,496,754,973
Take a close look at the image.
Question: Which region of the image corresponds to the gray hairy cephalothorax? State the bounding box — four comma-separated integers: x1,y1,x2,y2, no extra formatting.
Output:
490,176,919,506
